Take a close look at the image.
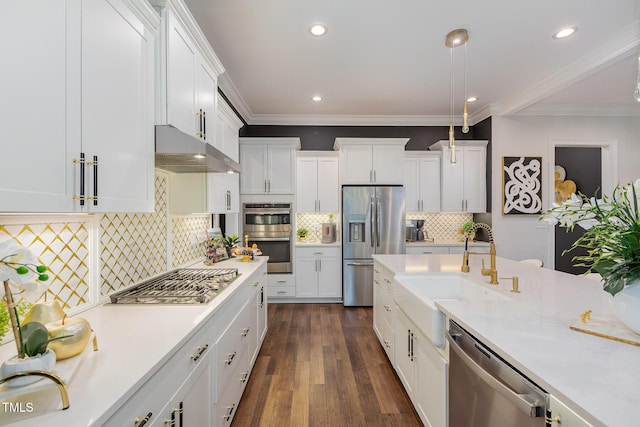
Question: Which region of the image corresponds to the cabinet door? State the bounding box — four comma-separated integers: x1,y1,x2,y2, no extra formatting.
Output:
174,356,213,427
440,147,464,212
296,157,319,212
395,310,416,396
166,11,197,137
372,145,404,184
415,330,448,427
267,145,295,194
317,256,341,297
463,147,486,213
223,117,240,162
295,257,319,297
240,144,268,194
197,59,217,144
207,173,228,213
82,0,155,212
546,395,594,427
340,145,373,184
419,157,441,212
317,157,340,213
404,158,420,212
0,1,80,212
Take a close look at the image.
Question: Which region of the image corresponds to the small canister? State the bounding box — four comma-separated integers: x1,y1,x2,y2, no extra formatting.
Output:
321,222,336,243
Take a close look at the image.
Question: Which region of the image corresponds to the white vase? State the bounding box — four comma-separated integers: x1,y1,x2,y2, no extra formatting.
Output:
610,281,640,335
0,349,56,387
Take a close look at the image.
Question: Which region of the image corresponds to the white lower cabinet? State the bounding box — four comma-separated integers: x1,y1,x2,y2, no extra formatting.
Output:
405,246,451,255
295,246,341,298
373,262,395,364
105,263,268,427
546,395,594,427
267,274,296,298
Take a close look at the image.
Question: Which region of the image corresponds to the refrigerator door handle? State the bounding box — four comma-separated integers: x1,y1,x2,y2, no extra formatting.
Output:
376,200,381,247
370,197,376,248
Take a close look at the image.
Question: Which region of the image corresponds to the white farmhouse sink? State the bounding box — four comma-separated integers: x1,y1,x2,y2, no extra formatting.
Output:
394,274,509,348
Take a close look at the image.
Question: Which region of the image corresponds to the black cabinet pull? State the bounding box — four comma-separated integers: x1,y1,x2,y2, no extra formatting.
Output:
79,152,85,206
93,155,98,206
134,412,152,426
179,401,183,427
202,111,206,140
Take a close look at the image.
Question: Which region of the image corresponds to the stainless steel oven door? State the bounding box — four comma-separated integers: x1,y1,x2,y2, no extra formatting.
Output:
248,237,292,273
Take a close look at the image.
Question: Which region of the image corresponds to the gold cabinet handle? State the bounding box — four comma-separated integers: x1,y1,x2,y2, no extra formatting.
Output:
134,412,153,426
190,344,209,361
225,351,237,365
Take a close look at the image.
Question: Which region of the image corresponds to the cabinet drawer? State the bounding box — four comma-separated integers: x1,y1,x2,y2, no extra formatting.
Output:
215,299,251,402
296,246,341,258
267,285,296,297
215,361,247,426
267,274,295,287
406,246,450,255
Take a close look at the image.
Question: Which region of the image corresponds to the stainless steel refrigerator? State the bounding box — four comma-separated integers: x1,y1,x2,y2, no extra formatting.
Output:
342,186,406,306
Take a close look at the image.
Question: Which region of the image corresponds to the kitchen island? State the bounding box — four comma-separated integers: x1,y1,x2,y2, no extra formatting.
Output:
373,253,639,427
0,257,268,426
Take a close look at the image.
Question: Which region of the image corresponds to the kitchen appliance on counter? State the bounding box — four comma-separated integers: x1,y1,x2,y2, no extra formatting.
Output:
242,203,292,273
415,219,425,241
321,222,337,243
342,186,405,306
109,268,239,304
405,223,417,242
447,320,547,427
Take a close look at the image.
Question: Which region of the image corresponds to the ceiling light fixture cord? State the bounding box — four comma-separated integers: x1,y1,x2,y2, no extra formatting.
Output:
462,41,469,133
449,44,456,164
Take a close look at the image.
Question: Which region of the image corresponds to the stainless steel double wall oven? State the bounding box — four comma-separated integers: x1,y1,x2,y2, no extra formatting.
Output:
242,203,292,273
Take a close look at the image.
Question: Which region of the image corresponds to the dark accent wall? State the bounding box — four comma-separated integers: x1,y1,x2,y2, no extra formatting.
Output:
239,125,482,151
554,147,602,274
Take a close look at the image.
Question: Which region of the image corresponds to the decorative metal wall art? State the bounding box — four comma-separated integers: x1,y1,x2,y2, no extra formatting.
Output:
502,156,542,215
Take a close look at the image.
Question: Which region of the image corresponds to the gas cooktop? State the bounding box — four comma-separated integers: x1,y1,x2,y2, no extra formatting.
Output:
109,268,239,304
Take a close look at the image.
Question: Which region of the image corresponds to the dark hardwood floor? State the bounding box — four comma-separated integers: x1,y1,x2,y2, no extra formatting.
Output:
232,303,423,427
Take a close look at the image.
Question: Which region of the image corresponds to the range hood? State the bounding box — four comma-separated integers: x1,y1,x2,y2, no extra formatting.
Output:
155,125,241,173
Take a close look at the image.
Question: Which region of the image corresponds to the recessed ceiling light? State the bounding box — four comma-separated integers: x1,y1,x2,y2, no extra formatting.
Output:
466,96,478,102
312,95,322,102
309,24,327,37
553,27,577,39
193,154,205,159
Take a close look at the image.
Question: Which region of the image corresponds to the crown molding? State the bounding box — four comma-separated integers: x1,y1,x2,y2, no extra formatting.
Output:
246,114,459,126
496,19,640,116
218,74,252,124
515,103,640,117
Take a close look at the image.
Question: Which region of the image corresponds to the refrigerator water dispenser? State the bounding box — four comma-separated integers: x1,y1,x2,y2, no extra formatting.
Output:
349,222,365,242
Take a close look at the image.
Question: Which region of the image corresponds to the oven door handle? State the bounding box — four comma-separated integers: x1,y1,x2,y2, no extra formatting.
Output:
243,210,291,215
446,332,544,418
249,237,291,241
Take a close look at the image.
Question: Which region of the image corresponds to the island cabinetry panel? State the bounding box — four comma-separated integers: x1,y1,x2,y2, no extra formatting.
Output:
239,138,300,195
430,140,487,213
373,262,396,364
296,152,340,213
334,138,408,185
295,246,341,298
405,246,451,255
546,395,594,427
395,308,448,427
404,153,441,212
1,0,157,213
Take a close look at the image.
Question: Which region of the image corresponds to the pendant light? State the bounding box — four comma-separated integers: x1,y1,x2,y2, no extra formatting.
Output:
445,28,469,164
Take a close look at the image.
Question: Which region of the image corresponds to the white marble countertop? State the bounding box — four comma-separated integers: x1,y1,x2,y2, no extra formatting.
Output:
406,240,490,247
372,253,639,427
0,257,268,426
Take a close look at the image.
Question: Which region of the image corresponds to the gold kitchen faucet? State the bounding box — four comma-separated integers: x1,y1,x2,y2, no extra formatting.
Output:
461,223,498,285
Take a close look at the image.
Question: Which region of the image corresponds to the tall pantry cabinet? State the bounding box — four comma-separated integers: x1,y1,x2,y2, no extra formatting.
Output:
0,0,158,213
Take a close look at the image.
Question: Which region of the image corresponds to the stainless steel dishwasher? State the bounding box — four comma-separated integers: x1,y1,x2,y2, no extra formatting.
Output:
447,320,547,427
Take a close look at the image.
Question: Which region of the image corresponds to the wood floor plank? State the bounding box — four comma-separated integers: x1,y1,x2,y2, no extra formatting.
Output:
232,303,423,427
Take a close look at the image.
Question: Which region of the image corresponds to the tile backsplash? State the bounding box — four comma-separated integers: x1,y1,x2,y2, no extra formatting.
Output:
406,212,473,241
0,172,209,312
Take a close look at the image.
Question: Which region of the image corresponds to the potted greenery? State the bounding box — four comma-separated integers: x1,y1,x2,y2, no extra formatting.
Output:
540,179,640,333
222,234,240,256
461,221,477,241
297,227,309,242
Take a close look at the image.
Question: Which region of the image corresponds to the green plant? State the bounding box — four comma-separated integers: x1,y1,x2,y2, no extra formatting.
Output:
462,221,477,237
297,227,309,239
222,234,240,248
0,300,31,345
540,180,640,296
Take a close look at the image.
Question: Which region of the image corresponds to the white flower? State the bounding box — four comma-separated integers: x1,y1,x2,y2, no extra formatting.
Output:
0,239,38,283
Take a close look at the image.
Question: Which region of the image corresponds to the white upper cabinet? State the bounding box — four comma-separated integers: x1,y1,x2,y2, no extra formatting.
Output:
214,97,243,162
0,0,158,213
296,153,339,213
334,138,408,185
404,153,441,213
153,0,224,145
239,138,300,195
207,173,239,213
430,140,487,213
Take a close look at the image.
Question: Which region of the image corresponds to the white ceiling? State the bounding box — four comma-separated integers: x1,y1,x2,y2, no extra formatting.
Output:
184,0,640,125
